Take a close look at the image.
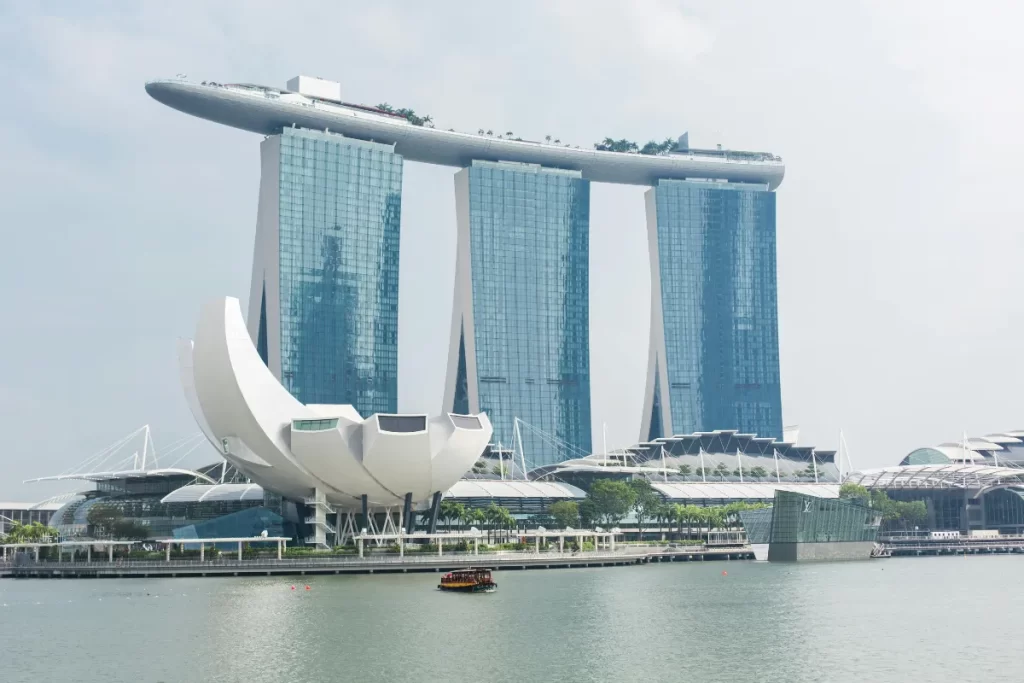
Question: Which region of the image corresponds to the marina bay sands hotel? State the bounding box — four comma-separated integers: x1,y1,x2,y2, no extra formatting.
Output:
147,75,785,468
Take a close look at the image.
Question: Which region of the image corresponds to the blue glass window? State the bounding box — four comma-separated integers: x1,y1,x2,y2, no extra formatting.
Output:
274,128,402,416
653,179,782,439
461,162,592,466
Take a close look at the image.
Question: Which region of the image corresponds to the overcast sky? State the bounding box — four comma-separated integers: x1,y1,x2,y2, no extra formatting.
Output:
1,1,1022,500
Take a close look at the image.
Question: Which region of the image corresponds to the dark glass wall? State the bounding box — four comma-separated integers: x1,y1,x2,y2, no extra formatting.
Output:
271,128,402,415
653,179,782,438
459,161,592,466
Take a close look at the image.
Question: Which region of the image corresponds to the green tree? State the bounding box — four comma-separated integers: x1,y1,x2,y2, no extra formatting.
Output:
678,464,692,476
112,519,149,541
839,482,869,500
578,498,598,527
2,521,59,544
749,466,768,480
491,463,508,478
629,479,662,540
549,501,579,529
714,463,729,479
896,500,928,527
586,480,636,525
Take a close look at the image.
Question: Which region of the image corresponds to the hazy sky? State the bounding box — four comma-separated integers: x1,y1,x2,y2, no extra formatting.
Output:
2,1,1022,500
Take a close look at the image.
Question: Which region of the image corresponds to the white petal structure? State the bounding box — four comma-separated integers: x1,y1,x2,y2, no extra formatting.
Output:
179,297,492,508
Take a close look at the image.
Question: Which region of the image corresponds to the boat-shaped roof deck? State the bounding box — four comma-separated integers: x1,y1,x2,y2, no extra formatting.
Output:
146,79,785,189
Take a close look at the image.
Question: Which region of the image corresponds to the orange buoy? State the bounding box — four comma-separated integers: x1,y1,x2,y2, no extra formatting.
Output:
304,585,311,590
721,571,728,576
290,585,295,590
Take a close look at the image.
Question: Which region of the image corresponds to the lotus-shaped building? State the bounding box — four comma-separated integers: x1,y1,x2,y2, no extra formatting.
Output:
177,297,492,545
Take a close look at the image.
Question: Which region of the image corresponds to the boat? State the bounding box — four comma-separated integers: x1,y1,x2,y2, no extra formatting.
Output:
438,568,497,593
870,544,892,559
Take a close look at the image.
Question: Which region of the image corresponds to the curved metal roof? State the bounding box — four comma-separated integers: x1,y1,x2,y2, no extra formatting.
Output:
445,480,585,499
146,79,785,189
846,464,1024,490
160,483,264,504
25,468,216,485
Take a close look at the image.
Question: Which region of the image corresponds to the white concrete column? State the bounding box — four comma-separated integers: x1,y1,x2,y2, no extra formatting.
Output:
87,546,91,563
108,545,113,562
237,541,243,561
474,538,479,555
559,536,564,554
358,537,364,558
165,544,171,562
399,535,404,558
34,546,40,562
200,543,206,562
276,540,281,560
438,539,443,557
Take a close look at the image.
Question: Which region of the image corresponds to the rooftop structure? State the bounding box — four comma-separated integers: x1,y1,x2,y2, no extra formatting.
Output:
145,78,785,189
900,430,1024,466
845,464,1024,491
531,429,838,483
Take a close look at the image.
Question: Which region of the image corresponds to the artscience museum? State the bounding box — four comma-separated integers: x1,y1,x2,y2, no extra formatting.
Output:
177,297,494,547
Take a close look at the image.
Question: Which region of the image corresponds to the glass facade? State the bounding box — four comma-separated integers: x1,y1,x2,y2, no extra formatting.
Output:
261,127,402,415
455,161,592,466
770,491,879,543
649,179,782,439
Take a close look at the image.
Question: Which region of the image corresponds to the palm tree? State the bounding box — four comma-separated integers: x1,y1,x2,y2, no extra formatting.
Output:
477,128,485,135
545,135,552,143
439,500,466,532
553,138,561,144
505,131,514,138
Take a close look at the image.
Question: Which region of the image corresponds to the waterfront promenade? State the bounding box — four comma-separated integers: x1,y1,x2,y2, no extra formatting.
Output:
0,545,751,579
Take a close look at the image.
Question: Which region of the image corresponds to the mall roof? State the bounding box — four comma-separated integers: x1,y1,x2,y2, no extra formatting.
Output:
0,502,63,511
445,480,585,499
25,468,217,485
846,464,1024,490
145,79,785,189
652,482,839,501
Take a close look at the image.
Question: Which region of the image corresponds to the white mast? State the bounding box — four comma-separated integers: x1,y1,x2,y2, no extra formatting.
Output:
737,448,744,483
661,446,668,482
837,429,843,482
773,448,781,483
497,441,505,481
139,424,150,471
514,419,528,480
699,447,707,483
603,422,608,467
811,451,819,484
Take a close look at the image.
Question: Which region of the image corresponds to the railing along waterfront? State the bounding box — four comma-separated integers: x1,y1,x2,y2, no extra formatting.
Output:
0,544,750,576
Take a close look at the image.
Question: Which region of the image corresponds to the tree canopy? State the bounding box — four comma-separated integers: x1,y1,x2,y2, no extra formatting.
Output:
585,480,636,524
548,501,579,529
2,521,58,544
